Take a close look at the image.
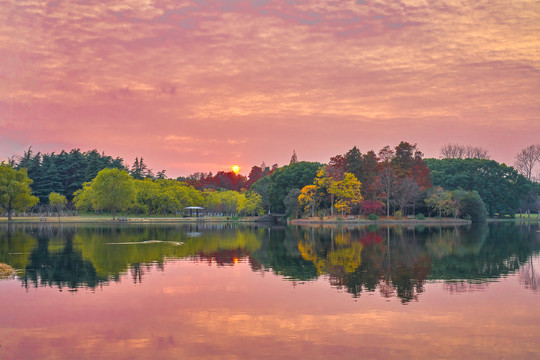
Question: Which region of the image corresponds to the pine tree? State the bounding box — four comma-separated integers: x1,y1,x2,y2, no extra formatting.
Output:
38,155,63,203
84,150,102,182
130,157,153,179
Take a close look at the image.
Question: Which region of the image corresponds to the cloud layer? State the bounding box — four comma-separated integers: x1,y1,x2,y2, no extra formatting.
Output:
1,0,539,175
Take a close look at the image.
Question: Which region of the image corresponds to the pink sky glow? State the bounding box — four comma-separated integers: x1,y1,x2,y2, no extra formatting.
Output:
1,0,539,177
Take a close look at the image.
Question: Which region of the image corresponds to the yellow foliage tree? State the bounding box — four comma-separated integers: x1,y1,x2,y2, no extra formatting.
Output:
298,185,318,217
314,167,336,216
330,173,363,215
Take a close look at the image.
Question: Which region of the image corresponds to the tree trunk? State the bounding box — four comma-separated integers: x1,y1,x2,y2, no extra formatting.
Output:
7,200,12,222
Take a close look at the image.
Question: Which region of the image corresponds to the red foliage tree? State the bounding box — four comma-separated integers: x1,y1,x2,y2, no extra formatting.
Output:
360,200,385,215
411,155,432,190
327,154,348,181
244,165,263,189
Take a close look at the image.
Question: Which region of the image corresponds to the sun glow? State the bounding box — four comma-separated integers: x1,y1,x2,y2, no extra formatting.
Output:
232,165,240,174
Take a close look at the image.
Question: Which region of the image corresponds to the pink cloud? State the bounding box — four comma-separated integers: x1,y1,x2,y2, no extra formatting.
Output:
1,0,539,176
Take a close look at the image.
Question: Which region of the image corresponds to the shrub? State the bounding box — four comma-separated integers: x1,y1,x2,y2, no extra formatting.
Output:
361,200,385,215
452,189,488,222
395,210,402,218
415,213,425,220
367,213,379,221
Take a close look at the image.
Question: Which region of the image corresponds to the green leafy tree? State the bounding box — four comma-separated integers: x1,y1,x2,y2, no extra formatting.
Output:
49,192,67,221
203,190,242,215
131,179,203,215
425,158,532,216
90,168,136,219
283,188,301,219
0,163,39,221
251,175,272,212
238,191,264,216
73,182,94,212
253,161,321,213
452,189,487,222
425,187,455,217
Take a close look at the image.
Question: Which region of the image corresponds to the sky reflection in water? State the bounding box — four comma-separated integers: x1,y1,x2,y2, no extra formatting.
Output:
0,222,538,359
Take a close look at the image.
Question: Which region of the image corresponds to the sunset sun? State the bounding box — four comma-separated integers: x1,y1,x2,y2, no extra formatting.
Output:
232,165,240,174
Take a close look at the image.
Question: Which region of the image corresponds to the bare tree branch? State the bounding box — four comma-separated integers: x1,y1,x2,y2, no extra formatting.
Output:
514,144,540,180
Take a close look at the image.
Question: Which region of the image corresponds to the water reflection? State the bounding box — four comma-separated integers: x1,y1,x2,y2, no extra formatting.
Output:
0,222,538,303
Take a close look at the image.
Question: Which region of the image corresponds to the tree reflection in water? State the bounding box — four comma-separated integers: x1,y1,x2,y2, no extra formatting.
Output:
21,225,108,291
519,257,539,292
0,222,538,302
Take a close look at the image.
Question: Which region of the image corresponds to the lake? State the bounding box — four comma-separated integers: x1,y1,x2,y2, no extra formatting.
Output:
0,222,539,359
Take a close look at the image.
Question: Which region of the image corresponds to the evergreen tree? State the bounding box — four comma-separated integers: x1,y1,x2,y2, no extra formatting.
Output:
65,149,86,199
84,150,103,182
130,157,153,180
345,146,362,180
36,155,63,203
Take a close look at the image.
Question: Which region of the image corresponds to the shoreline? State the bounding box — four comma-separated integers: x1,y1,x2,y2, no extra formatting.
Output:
0,216,536,225
290,218,472,225
0,216,258,224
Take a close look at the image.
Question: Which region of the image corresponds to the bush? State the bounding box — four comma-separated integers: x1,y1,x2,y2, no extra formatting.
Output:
415,213,425,220
395,210,402,218
367,213,379,221
453,189,488,222
361,200,385,216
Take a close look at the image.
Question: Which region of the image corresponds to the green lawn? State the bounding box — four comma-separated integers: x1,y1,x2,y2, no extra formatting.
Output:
514,213,539,222
0,214,255,223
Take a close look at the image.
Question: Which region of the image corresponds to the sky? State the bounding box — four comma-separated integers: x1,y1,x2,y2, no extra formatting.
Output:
1,0,539,178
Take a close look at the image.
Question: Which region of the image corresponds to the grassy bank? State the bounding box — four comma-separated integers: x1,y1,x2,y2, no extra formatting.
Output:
0,215,259,223
1,214,537,225
290,216,472,225
515,213,540,220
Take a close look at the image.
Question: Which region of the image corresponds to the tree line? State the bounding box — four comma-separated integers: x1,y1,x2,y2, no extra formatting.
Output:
1,142,539,221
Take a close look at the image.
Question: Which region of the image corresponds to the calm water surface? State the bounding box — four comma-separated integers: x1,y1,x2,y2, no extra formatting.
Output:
0,222,539,359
